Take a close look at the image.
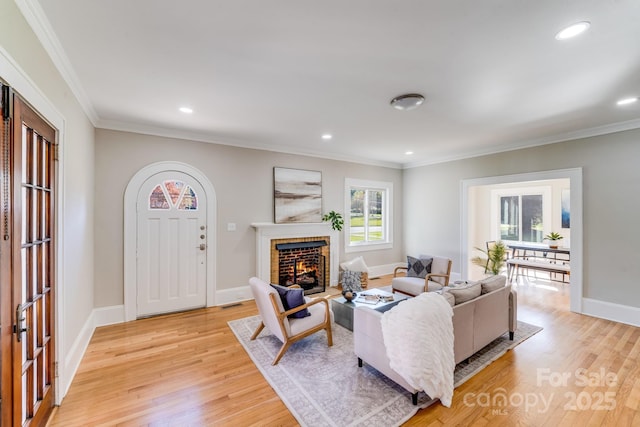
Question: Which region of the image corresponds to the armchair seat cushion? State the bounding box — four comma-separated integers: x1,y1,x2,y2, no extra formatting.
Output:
391,276,443,295
289,300,332,335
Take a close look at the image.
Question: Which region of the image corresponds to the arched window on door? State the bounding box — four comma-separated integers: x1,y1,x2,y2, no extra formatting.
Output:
148,180,198,210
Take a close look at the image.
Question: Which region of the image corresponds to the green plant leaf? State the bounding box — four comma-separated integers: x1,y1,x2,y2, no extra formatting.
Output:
322,210,344,231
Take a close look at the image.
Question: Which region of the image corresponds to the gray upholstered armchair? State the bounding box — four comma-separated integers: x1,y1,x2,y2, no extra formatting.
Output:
391,255,452,296
249,277,333,365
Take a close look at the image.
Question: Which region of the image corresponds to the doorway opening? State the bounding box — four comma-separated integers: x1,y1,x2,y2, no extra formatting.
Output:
461,168,583,314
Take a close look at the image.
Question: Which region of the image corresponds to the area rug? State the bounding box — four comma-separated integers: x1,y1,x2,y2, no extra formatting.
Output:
228,316,541,427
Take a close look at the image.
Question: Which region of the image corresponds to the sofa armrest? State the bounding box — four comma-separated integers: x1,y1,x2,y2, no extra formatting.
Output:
509,289,518,333
353,306,384,343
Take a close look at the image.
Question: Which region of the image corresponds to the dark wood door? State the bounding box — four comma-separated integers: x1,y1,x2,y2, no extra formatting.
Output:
1,86,56,426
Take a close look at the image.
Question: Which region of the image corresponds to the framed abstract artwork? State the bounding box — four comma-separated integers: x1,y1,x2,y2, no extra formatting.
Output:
274,167,322,223
561,188,570,228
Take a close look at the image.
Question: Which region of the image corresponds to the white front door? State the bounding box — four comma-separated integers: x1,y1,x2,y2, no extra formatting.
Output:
136,171,207,317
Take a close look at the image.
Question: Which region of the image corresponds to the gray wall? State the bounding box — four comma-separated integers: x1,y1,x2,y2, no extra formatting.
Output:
1,0,96,393
94,129,404,307
403,128,640,308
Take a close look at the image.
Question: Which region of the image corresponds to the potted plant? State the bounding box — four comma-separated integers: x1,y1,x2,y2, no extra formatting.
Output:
322,210,344,231
472,240,508,275
543,232,563,249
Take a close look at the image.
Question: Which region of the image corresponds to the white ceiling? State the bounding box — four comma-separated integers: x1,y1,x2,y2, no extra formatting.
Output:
34,0,640,168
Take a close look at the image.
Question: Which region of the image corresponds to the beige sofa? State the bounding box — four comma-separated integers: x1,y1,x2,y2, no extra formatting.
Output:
353,275,517,404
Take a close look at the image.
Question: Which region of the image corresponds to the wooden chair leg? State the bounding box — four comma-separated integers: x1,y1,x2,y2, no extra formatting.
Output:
326,322,333,347
272,341,292,365
250,322,265,341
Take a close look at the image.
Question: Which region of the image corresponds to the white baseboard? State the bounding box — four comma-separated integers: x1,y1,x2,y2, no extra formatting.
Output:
215,286,254,306
582,298,640,327
60,311,96,400
93,304,126,326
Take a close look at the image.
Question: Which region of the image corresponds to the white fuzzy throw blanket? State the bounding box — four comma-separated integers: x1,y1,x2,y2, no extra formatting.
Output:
380,292,455,407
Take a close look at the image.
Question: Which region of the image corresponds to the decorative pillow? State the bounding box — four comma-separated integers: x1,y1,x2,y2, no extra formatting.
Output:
341,270,363,292
340,256,369,273
480,275,507,294
447,282,482,305
440,291,456,307
406,256,432,278
270,284,310,318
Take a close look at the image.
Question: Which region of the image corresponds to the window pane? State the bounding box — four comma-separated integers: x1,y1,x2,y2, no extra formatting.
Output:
164,180,184,206
500,196,519,241
522,195,543,242
367,190,383,241
350,189,365,243
149,185,170,210
178,185,198,210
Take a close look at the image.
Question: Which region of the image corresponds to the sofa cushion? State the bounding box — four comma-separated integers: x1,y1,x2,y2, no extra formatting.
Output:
406,256,432,278
342,270,363,292
270,284,310,318
447,282,482,305
479,275,507,294
440,291,455,307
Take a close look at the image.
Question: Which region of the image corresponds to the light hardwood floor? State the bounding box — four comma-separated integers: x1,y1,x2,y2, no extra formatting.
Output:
49,276,639,426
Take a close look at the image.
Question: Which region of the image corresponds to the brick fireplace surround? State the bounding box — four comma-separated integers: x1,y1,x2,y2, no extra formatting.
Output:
251,222,339,287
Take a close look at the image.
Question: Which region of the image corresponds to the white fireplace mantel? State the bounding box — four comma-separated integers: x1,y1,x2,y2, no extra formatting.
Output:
251,222,339,287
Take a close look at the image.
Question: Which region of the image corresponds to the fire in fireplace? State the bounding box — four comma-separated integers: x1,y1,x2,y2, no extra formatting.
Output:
275,240,327,295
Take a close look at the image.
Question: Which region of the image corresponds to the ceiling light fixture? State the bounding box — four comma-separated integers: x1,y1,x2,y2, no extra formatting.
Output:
179,107,193,114
390,94,425,111
555,21,590,40
321,134,333,140
616,97,638,106
405,151,414,155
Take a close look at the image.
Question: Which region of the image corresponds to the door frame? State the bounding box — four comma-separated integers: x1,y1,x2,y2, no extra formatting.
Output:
124,161,217,321
461,167,583,313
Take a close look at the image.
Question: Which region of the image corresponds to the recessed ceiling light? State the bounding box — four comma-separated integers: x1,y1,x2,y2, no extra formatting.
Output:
405,151,414,155
179,107,193,114
555,21,590,40
321,134,333,140
616,97,638,106
390,94,425,111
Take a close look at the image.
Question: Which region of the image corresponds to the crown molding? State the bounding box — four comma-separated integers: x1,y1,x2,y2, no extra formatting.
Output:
402,117,640,169
96,118,403,169
16,0,99,125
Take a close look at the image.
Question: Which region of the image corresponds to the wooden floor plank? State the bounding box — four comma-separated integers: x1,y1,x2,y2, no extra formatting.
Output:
48,277,639,426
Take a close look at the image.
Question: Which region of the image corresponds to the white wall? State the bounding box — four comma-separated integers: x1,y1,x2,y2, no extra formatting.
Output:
404,129,640,319
94,129,404,308
1,0,95,399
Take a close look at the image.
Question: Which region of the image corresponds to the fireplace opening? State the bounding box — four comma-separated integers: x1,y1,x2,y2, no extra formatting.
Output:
276,240,327,295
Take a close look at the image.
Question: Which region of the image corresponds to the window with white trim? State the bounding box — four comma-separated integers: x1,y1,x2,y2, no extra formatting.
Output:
344,178,393,252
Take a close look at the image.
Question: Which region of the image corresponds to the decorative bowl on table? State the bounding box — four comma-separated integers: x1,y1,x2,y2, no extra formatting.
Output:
342,290,357,302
